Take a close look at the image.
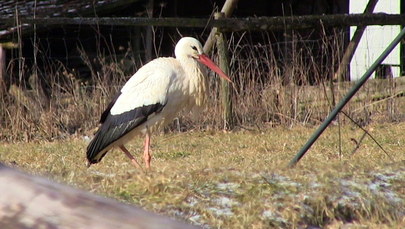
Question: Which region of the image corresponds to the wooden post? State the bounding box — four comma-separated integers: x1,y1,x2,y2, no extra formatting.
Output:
333,0,379,81
203,0,239,54
215,12,233,130
0,45,7,97
132,26,142,64
0,42,16,97
145,0,154,62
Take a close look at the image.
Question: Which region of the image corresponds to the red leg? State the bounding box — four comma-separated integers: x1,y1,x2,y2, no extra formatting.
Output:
143,131,151,169
119,145,141,168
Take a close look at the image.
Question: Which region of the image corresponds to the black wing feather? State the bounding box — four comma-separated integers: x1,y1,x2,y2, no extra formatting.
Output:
86,103,165,164
100,92,121,124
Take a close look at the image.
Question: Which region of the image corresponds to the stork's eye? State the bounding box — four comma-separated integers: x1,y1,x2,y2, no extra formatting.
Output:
191,46,198,51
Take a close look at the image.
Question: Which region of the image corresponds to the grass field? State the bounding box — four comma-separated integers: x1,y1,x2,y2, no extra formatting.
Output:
1,122,404,228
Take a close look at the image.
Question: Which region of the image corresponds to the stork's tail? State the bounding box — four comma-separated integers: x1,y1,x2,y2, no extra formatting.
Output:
86,132,110,166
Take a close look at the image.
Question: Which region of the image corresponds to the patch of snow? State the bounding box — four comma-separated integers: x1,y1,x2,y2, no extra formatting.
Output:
309,181,323,189
208,207,233,217
262,210,275,218
170,209,186,218
338,179,364,207
340,179,364,190
337,172,404,208
371,171,404,182
337,194,361,208
205,197,238,217
186,196,199,207
367,173,404,205
83,135,91,143
88,170,116,177
215,197,238,208
189,214,203,225
262,210,288,225
262,173,302,188
368,182,384,192
216,182,239,192
383,191,403,204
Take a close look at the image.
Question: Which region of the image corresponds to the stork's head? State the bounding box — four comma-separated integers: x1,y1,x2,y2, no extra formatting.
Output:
175,37,232,82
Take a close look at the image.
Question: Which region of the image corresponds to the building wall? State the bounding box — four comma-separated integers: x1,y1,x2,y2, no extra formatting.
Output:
349,0,401,80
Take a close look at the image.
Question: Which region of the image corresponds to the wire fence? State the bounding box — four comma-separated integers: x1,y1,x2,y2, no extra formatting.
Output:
1,13,405,140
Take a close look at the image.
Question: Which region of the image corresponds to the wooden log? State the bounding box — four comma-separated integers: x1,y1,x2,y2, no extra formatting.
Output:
0,163,198,229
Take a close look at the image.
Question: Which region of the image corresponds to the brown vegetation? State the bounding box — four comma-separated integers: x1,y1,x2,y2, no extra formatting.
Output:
1,29,405,228
1,31,404,141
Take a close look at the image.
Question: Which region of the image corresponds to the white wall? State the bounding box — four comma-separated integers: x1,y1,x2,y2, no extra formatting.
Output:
349,0,401,80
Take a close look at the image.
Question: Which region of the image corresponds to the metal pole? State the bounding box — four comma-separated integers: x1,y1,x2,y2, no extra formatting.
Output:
288,27,405,167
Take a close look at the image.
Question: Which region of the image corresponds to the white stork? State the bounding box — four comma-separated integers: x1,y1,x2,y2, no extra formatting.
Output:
86,37,231,168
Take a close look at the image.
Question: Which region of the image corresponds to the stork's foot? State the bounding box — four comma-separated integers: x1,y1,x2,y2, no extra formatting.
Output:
144,131,152,169
144,153,151,169
119,145,141,168
130,158,141,168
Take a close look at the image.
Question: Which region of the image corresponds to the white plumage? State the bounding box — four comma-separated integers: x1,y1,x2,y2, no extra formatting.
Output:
111,59,176,115
86,37,231,168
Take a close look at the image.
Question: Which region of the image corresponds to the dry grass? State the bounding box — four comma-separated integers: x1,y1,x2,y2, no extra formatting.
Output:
1,122,404,228
2,31,405,141
1,30,405,228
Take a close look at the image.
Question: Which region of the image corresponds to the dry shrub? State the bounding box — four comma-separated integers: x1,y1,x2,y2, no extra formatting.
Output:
1,30,403,141
181,30,346,128
0,39,137,141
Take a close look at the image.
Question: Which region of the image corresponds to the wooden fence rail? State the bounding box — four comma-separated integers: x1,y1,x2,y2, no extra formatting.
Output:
1,13,405,37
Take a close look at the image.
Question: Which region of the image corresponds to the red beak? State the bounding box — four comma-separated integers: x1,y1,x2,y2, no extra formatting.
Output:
198,54,232,83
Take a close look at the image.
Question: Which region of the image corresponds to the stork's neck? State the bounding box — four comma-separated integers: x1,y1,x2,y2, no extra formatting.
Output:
178,57,208,108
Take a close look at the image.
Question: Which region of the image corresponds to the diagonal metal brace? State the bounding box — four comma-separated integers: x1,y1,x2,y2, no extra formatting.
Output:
288,27,405,167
